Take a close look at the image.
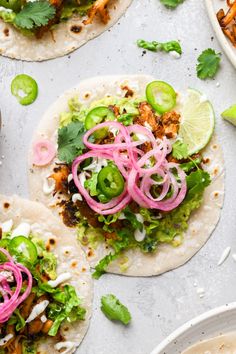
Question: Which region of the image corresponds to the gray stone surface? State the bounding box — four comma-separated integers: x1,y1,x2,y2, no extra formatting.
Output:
0,0,235,353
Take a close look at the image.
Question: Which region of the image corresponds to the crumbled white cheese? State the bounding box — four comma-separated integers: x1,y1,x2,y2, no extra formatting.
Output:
0,334,13,346
26,300,49,323
118,212,126,220
169,51,181,59
48,273,72,288
134,228,146,242
135,133,148,143
134,214,145,242
144,122,152,131
72,193,82,203
11,223,31,238
43,177,55,195
109,127,119,136
40,315,47,323
218,247,231,266
0,6,13,12
0,219,13,233
67,174,73,183
54,341,76,353
83,158,108,173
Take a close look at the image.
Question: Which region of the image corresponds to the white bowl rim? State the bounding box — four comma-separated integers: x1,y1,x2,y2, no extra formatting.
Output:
205,0,236,69
150,302,236,354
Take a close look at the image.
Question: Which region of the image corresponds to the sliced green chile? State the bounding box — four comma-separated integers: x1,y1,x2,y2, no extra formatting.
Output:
8,236,38,264
11,74,38,106
98,165,125,199
146,81,176,114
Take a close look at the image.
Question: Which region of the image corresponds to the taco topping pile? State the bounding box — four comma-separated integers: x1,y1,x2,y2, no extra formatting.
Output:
33,80,214,278
0,225,86,353
0,0,111,38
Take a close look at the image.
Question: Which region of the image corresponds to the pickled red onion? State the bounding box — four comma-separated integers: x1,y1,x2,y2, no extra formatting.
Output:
0,248,32,323
32,139,56,166
72,121,187,214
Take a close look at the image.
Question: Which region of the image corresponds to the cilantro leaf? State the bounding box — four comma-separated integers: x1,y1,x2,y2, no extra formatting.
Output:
172,140,189,159
137,39,182,55
101,294,131,325
196,49,221,80
57,121,85,164
14,1,56,30
160,0,185,8
186,170,211,199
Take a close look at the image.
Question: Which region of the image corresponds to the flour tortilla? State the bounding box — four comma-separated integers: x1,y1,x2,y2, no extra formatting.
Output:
182,332,236,354
0,194,93,353
28,75,225,276
0,0,132,61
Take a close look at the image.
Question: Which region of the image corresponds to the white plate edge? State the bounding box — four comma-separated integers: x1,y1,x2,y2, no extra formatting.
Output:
150,302,236,354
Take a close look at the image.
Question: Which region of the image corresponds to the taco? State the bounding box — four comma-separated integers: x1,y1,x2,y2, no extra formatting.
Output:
0,194,92,353
0,0,132,61
28,75,224,278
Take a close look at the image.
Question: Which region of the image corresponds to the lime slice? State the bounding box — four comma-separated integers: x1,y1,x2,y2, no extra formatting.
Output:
179,88,215,155
221,104,236,126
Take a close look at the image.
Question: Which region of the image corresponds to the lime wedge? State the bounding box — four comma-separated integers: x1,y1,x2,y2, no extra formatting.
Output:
179,88,215,155
221,104,236,126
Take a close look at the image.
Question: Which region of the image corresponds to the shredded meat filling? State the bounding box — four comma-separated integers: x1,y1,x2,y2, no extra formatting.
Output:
134,102,180,140
217,1,236,47
83,0,111,25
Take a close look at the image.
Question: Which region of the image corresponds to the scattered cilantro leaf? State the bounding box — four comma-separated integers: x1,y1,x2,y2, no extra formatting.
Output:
196,49,221,80
137,39,182,55
160,0,185,9
57,121,85,164
101,294,132,325
14,1,56,30
172,141,189,159
186,170,211,199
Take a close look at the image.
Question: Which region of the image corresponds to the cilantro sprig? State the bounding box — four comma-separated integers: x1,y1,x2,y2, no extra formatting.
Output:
172,141,189,160
57,121,85,164
160,0,185,9
196,49,221,80
14,1,56,30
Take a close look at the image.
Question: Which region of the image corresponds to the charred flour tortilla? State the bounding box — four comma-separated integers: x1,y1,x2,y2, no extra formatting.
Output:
28,75,225,277
0,194,93,353
182,332,236,354
0,0,132,61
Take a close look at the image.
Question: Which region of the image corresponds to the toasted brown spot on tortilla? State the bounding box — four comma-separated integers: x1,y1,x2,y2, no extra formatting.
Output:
70,25,82,34
3,28,9,37
71,260,78,268
49,238,56,245
82,267,86,272
46,244,50,252
214,192,219,198
213,167,219,175
3,202,10,209
87,249,94,257
212,144,218,150
64,327,69,332
84,92,91,99
203,158,210,164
